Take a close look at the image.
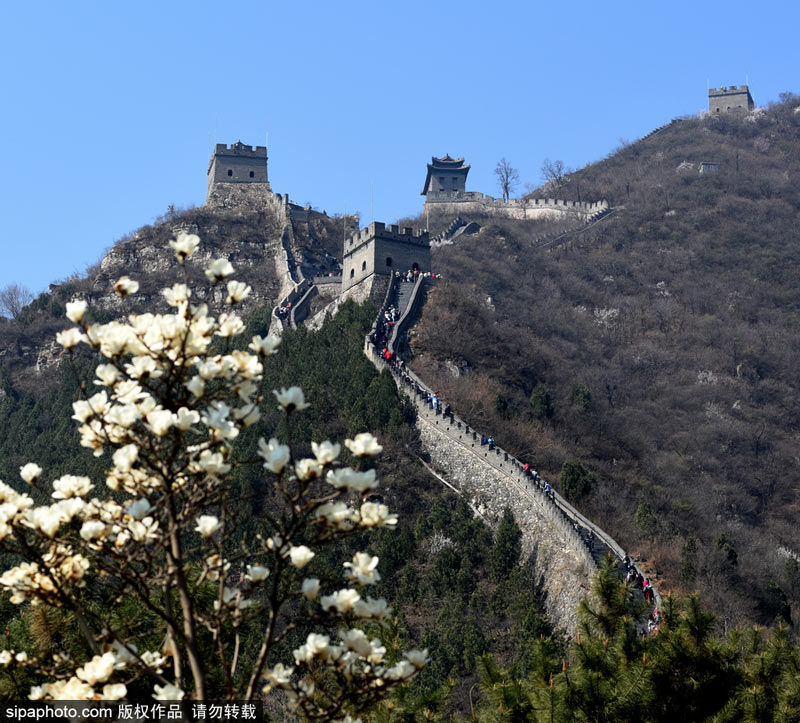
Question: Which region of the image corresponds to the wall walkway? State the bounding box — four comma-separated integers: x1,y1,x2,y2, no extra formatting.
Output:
362,279,661,634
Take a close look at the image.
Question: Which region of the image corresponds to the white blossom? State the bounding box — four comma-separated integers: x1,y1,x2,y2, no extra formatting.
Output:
65,300,87,323
327,468,378,493
145,409,174,437
344,433,383,457
273,386,310,412
353,595,391,620
289,545,315,569
249,334,281,357
404,649,429,669
140,650,168,673
186,376,205,398
174,407,200,431
125,498,152,521
153,682,184,701
314,502,357,529
204,259,234,282
226,280,251,304
19,463,42,484
102,683,127,700
94,364,120,386
293,633,330,664
76,652,116,685
320,588,361,614
51,475,92,499
56,328,85,349
311,441,341,465
295,458,323,481
195,516,221,538
113,276,139,298
216,313,244,337
113,444,138,473
359,502,397,528
344,552,381,586
162,283,190,307
80,520,107,541
245,565,269,582
258,438,290,474
301,578,320,600
168,232,200,262
262,663,294,693
385,660,416,680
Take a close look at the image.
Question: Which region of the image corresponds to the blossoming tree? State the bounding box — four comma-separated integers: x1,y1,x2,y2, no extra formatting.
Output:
0,234,426,716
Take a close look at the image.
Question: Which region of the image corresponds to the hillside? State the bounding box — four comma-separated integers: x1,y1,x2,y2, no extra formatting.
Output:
409,95,800,630
0,203,353,393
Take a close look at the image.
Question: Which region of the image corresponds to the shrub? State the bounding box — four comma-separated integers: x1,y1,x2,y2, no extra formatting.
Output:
0,234,426,711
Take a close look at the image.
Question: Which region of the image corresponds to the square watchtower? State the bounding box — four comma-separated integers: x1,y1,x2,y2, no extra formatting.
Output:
206,141,269,204
342,223,430,293
708,85,754,114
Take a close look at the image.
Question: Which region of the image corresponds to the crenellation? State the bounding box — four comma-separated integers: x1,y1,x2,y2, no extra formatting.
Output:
206,139,270,206
342,222,431,293
708,84,754,113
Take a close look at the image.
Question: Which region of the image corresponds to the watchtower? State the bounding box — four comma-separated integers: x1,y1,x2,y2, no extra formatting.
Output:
206,141,269,204
708,85,754,114
421,155,470,197
342,222,430,293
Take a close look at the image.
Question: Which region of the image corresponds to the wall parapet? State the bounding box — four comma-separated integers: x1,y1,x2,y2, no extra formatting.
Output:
424,192,608,214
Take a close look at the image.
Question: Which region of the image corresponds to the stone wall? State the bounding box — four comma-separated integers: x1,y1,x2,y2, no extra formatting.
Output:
424,194,608,222
415,410,594,633
708,85,754,114
342,223,430,293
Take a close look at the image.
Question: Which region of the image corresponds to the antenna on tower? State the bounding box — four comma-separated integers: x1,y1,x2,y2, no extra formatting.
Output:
371,180,374,222
746,73,749,87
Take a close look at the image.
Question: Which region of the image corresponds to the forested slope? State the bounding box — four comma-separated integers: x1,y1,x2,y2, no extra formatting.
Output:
410,95,800,630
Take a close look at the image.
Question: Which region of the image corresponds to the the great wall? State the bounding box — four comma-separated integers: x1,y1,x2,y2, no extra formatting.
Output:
205,141,658,635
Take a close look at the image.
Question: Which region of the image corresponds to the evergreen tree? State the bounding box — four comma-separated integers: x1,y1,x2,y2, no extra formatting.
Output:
492,508,522,581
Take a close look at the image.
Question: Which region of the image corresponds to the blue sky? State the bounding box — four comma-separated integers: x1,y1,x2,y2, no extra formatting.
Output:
1,0,798,295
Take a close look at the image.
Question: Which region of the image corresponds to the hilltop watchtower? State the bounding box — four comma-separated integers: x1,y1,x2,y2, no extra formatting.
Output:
421,155,470,197
206,141,270,206
708,85,754,114
342,222,430,293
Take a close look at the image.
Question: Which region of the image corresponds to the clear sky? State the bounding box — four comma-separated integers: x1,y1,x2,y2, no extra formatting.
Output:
1,0,798,295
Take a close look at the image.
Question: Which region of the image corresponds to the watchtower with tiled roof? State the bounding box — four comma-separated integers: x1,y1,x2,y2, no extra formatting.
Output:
421,155,470,196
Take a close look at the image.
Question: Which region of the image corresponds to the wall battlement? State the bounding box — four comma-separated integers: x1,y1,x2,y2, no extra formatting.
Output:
708,85,749,95
425,191,606,213
206,140,270,205
708,84,754,113
346,221,428,248
342,222,430,293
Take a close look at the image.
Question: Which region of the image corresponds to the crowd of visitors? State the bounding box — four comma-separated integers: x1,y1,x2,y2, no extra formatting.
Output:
624,557,656,603
367,269,660,627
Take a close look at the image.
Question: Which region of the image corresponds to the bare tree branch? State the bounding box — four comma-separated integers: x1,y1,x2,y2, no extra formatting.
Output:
494,158,520,202
0,283,34,320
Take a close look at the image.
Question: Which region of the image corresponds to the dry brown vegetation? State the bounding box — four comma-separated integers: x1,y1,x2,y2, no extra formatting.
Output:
410,95,800,632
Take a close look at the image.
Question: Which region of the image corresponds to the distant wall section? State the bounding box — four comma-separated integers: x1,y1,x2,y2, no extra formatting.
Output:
424,192,608,221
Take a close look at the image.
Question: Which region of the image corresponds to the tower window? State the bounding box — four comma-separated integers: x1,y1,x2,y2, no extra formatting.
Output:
350,269,355,279
249,171,255,178
386,257,392,268
361,260,367,271
227,169,233,176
